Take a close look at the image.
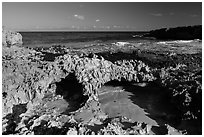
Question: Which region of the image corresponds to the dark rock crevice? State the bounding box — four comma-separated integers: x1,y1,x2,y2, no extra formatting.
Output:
55,73,89,112
2,103,27,135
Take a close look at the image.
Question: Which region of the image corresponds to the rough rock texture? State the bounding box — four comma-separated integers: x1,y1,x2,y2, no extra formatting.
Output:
99,50,202,121
144,25,202,40
2,27,23,47
159,65,202,120
2,45,155,116
2,46,159,135
2,30,202,135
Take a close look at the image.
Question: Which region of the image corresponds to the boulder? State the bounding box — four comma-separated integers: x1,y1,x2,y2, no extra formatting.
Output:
2,27,23,47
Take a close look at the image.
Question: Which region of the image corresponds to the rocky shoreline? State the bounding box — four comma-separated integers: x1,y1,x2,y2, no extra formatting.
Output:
2,29,202,135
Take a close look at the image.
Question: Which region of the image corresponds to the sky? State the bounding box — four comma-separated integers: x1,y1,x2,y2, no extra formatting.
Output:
2,2,202,31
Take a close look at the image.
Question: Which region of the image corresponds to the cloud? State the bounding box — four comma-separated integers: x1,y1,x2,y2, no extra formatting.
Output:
79,4,84,8
113,25,120,28
169,12,174,16
150,13,163,17
96,19,100,22
74,14,84,20
190,14,199,17
106,26,110,29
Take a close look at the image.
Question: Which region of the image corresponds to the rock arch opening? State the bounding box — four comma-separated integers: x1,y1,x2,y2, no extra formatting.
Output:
55,73,89,112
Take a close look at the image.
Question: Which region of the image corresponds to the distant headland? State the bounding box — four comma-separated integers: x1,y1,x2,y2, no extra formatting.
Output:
144,25,202,40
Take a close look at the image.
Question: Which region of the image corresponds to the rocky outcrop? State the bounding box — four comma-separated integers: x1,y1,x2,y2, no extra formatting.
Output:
2,27,23,47
2,31,202,135
144,25,202,40
2,45,160,135
2,45,155,116
159,65,202,120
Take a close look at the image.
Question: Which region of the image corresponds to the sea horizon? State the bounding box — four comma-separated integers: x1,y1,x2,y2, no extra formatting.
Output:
18,30,148,33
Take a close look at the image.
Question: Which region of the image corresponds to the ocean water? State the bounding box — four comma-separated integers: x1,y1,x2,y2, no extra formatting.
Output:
20,31,201,54
20,31,147,48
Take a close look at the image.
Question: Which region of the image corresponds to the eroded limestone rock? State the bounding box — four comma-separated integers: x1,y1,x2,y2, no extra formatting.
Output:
2,30,201,135
2,28,23,47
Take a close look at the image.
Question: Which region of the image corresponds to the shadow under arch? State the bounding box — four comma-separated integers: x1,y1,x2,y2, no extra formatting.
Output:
55,72,89,113
98,80,182,131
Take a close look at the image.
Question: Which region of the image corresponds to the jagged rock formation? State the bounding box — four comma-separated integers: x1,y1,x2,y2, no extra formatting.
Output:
2,27,23,47
144,25,202,40
159,65,202,120
2,45,155,116
2,45,159,135
2,30,202,135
